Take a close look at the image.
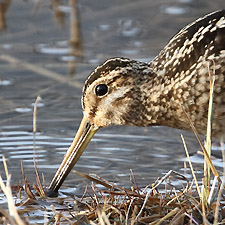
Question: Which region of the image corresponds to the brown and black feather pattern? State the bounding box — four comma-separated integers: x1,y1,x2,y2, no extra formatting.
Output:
82,10,225,137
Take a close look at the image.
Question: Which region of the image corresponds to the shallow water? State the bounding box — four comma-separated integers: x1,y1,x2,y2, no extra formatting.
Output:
0,1,225,219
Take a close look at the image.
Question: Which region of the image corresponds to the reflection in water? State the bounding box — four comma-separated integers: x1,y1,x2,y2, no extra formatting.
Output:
15,108,32,113
0,79,11,86
0,0,11,31
118,18,141,37
160,5,190,15
68,0,83,76
35,0,84,77
35,43,71,55
52,0,66,28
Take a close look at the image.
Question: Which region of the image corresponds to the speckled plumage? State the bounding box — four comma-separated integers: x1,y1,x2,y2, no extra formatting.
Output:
82,10,225,137
48,10,225,193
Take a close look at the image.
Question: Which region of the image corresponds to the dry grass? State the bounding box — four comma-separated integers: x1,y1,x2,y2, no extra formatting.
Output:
0,156,224,224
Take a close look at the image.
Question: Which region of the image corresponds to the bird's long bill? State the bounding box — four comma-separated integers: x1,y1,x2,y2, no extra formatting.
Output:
48,115,98,192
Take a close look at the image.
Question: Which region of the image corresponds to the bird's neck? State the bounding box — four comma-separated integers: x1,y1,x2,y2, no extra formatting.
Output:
135,64,192,130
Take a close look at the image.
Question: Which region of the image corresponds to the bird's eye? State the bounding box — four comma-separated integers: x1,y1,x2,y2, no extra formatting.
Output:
95,84,108,96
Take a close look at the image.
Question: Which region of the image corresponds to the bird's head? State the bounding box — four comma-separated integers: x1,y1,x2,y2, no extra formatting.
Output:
48,58,153,194
82,57,153,127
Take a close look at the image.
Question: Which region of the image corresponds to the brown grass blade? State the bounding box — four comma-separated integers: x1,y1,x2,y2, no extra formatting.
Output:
181,106,221,184
73,170,137,195
181,134,201,198
21,161,36,199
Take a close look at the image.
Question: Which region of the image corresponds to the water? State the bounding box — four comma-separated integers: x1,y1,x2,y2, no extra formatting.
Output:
0,0,225,223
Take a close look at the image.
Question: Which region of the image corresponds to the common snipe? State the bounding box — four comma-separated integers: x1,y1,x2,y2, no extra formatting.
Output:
49,10,225,193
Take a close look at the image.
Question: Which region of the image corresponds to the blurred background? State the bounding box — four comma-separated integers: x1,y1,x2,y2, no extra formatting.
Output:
0,0,224,194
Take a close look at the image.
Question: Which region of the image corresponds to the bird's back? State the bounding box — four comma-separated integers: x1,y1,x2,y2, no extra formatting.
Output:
149,10,225,137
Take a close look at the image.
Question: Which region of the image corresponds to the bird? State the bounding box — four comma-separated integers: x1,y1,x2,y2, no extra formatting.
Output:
48,10,225,194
